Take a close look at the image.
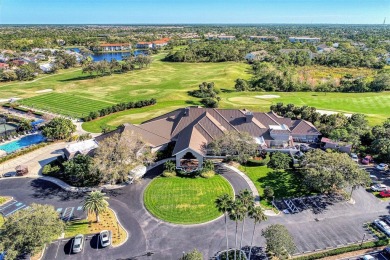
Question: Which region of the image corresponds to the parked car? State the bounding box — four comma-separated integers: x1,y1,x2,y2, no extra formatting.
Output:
99,230,111,247
380,190,390,197
361,155,373,165
72,234,84,253
300,144,311,152
383,216,390,225
371,184,388,192
374,219,390,236
376,163,389,171
383,246,390,257
350,153,359,163
362,255,375,260
2,173,13,177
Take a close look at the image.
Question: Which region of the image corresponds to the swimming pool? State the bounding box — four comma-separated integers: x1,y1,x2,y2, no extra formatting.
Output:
0,134,45,154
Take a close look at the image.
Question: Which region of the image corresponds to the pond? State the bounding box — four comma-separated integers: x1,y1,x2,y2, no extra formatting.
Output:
0,134,45,154
67,48,147,61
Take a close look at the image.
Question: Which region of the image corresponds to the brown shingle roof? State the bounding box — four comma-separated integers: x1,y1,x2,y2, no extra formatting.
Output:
291,120,321,135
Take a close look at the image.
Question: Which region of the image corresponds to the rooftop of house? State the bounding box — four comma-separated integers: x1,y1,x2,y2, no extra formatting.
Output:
64,139,99,154
100,43,130,47
321,137,352,147
99,107,321,157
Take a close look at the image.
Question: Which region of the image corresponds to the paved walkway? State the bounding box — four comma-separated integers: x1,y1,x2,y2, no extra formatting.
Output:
0,142,67,176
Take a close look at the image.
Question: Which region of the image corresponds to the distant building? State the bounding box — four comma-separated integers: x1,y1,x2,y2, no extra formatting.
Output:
136,38,170,49
249,36,279,42
0,63,9,70
316,44,336,53
39,63,54,73
207,34,236,41
98,43,131,52
245,50,269,62
289,37,321,43
321,137,352,154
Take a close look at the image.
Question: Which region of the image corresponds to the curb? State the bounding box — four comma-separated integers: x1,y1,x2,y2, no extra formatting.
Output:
109,207,129,248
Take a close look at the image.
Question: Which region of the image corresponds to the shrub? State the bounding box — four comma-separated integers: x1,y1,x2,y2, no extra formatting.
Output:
264,186,274,199
200,170,215,178
164,160,176,172
42,164,60,175
162,171,176,177
202,160,214,171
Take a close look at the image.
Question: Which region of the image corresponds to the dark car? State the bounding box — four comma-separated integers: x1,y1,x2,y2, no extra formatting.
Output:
383,246,390,257
361,155,373,165
2,173,13,177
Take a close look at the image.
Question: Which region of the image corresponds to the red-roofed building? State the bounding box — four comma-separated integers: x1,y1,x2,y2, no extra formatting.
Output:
136,38,170,49
0,63,9,70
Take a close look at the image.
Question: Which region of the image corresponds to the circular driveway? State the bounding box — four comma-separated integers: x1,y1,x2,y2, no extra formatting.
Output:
0,164,254,259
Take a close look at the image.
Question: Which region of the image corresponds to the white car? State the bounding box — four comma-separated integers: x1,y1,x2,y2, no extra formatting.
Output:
99,230,111,247
72,234,84,253
371,184,388,192
374,219,390,237
362,255,376,260
376,163,389,171
350,153,359,163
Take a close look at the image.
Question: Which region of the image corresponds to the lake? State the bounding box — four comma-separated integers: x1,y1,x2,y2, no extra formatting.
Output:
68,48,147,62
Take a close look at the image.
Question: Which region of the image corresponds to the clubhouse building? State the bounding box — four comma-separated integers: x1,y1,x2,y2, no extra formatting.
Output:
96,107,321,172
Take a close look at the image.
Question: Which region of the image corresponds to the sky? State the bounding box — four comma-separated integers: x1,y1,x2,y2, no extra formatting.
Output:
1,0,389,24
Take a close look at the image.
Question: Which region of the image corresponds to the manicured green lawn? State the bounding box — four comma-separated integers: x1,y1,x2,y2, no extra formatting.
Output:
144,175,234,224
239,164,312,207
1,53,389,131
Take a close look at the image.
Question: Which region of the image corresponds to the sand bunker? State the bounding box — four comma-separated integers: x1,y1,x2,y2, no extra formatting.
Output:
316,109,352,117
0,97,21,103
35,89,53,93
255,95,280,99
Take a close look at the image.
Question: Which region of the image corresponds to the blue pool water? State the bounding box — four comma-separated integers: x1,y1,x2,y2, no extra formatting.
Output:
0,134,45,154
67,48,147,61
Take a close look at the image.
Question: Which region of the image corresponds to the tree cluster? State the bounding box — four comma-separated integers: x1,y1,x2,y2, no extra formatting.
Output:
189,82,221,108
41,117,76,140
83,98,157,121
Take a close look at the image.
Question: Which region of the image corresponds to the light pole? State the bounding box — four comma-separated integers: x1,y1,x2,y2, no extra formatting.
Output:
360,233,366,246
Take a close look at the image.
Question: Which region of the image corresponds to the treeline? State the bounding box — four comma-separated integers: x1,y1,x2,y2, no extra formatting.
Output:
164,41,254,62
83,98,156,121
270,103,390,163
82,56,152,77
234,62,390,93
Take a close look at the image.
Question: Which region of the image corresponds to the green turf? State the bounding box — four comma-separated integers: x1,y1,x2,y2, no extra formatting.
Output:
19,93,115,118
0,54,389,131
239,165,312,208
143,175,234,224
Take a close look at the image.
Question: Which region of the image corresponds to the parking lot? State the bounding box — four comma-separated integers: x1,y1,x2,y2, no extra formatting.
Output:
44,234,112,260
346,250,389,260
0,199,86,220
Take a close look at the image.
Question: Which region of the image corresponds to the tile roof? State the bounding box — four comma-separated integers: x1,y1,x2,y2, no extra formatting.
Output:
97,107,321,155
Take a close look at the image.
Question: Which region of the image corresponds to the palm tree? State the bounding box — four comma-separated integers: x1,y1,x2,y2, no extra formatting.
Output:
215,194,233,260
237,189,255,260
228,199,245,260
83,190,109,223
248,206,267,260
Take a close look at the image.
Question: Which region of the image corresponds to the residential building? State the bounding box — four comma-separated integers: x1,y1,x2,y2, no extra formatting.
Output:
245,50,269,62
316,44,336,53
63,139,99,160
136,42,153,49
289,37,321,43
321,137,352,154
98,43,131,52
97,107,321,171
136,38,170,49
279,49,315,59
0,63,9,70
207,34,236,41
39,63,54,73
249,36,279,42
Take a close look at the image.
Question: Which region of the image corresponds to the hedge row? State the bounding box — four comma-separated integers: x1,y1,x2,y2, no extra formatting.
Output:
294,239,389,260
0,142,48,164
83,98,157,121
2,104,44,117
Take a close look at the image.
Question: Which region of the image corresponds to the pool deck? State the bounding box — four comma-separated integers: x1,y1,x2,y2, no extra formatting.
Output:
0,132,41,147
0,141,68,177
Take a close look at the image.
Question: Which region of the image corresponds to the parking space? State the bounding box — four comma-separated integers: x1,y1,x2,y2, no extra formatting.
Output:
273,194,346,215
289,218,375,255
44,234,112,260
346,250,389,260
0,199,28,217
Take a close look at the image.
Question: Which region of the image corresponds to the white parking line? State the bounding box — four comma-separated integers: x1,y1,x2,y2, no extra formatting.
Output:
0,200,17,211
5,204,26,216
54,241,60,259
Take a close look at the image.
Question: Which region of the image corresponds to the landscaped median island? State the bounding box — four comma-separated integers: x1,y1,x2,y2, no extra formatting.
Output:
64,208,127,246
144,175,234,224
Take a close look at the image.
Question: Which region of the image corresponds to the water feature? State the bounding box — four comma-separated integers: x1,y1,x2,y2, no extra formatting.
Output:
67,48,147,62
0,134,45,154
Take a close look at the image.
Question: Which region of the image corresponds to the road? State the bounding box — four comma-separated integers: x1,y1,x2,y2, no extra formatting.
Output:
0,165,389,259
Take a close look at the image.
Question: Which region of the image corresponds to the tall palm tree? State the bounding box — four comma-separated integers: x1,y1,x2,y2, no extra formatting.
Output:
228,198,245,260
83,190,109,223
238,189,255,260
215,194,233,260
248,206,267,260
